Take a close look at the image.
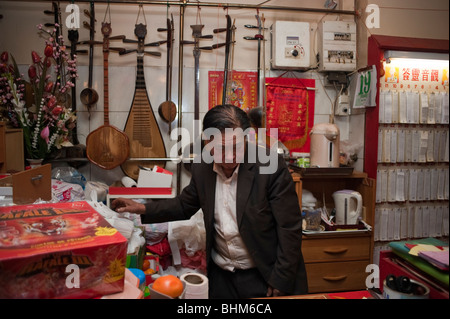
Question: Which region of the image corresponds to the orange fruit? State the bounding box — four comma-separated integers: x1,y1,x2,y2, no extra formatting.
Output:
142,259,150,271
152,275,184,298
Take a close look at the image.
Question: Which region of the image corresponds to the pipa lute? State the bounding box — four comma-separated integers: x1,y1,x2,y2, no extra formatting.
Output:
86,22,129,170
119,22,167,179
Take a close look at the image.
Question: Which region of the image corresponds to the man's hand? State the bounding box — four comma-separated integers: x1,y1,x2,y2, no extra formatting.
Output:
266,285,285,297
111,198,146,215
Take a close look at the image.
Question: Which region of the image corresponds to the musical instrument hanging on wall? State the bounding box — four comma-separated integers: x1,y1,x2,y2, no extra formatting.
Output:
244,13,267,129
119,5,167,179
158,13,177,135
68,28,87,146
79,1,99,113
213,14,236,105
181,19,215,172
85,6,129,170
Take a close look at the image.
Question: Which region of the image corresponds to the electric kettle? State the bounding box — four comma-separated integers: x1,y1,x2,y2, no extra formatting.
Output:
332,190,362,225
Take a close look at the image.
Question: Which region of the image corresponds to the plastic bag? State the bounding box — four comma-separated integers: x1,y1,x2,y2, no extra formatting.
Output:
168,210,206,268
51,179,85,202
51,167,86,189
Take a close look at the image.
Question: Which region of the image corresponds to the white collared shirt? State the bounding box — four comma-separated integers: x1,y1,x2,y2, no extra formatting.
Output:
211,164,256,271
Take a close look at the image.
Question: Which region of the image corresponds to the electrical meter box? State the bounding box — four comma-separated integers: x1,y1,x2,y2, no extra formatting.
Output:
271,21,311,70
318,20,357,72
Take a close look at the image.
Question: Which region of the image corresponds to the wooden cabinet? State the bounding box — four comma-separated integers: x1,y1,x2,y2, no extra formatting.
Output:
0,122,24,173
292,171,376,293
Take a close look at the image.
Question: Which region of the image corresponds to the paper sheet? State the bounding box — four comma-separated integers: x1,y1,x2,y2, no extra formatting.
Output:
428,92,436,124
390,130,397,163
405,130,412,162
384,91,393,123
409,169,418,201
387,169,397,202
397,130,405,162
430,168,439,200
426,130,435,162
419,92,429,124
423,169,431,201
383,130,391,162
392,91,399,123
408,244,442,257
442,92,449,124
414,206,423,238
400,207,408,239
394,208,401,240
411,130,420,162
416,169,424,201
422,206,430,238
377,129,383,163
399,91,407,123
378,90,386,123
419,130,428,163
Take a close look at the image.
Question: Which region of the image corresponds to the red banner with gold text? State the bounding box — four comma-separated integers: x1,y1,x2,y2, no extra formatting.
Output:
265,77,315,153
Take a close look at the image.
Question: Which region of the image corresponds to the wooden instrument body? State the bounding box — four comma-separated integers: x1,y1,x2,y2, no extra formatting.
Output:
86,22,130,170
120,25,167,179
86,125,130,170
158,15,177,132
121,86,166,178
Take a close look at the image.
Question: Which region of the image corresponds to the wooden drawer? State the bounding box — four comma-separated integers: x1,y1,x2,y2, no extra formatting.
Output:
302,236,370,263
306,260,369,293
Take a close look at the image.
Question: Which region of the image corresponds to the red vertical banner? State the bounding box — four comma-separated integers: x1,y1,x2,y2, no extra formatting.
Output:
265,78,315,153
208,71,258,110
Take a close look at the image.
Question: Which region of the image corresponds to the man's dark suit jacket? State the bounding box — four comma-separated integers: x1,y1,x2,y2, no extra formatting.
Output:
141,152,308,295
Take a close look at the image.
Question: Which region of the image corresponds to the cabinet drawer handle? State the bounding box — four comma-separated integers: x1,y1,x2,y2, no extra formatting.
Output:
323,248,348,254
323,275,347,282
31,174,43,182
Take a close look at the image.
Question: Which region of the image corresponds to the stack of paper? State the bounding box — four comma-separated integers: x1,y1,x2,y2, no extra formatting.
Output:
418,250,449,271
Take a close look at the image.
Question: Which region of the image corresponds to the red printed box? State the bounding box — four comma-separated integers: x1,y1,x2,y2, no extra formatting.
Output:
0,201,128,299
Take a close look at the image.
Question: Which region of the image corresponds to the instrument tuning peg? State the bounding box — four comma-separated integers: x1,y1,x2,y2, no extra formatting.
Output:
110,47,126,53
123,38,139,44
119,49,137,55
213,28,227,34
110,35,126,41
76,49,88,54
143,41,162,47
212,43,226,49
43,10,55,15
199,34,213,39
144,51,162,57
83,9,97,21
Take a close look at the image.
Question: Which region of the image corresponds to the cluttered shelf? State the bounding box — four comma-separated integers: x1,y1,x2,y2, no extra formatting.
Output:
291,169,376,293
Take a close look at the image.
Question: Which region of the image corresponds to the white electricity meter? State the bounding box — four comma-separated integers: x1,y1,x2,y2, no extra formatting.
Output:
271,21,311,70
318,20,357,72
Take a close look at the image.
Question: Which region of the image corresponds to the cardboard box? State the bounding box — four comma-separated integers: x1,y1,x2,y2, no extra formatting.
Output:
137,166,173,188
0,201,128,299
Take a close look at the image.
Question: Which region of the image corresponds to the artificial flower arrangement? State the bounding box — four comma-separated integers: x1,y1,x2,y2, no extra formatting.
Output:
0,23,77,160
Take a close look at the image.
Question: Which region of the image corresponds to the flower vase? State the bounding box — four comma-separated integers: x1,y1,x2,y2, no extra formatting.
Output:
27,158,44,168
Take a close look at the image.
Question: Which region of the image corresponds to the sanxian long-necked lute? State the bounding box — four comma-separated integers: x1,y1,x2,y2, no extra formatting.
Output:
85,21,130,170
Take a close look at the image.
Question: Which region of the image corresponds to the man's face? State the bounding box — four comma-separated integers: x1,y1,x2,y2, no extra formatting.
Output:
205,129,246,172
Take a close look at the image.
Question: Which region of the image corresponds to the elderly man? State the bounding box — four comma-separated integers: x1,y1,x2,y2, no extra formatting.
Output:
112,104,307,298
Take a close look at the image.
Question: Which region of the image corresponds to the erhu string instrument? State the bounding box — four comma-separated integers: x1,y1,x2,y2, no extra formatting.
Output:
213,14,236,105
